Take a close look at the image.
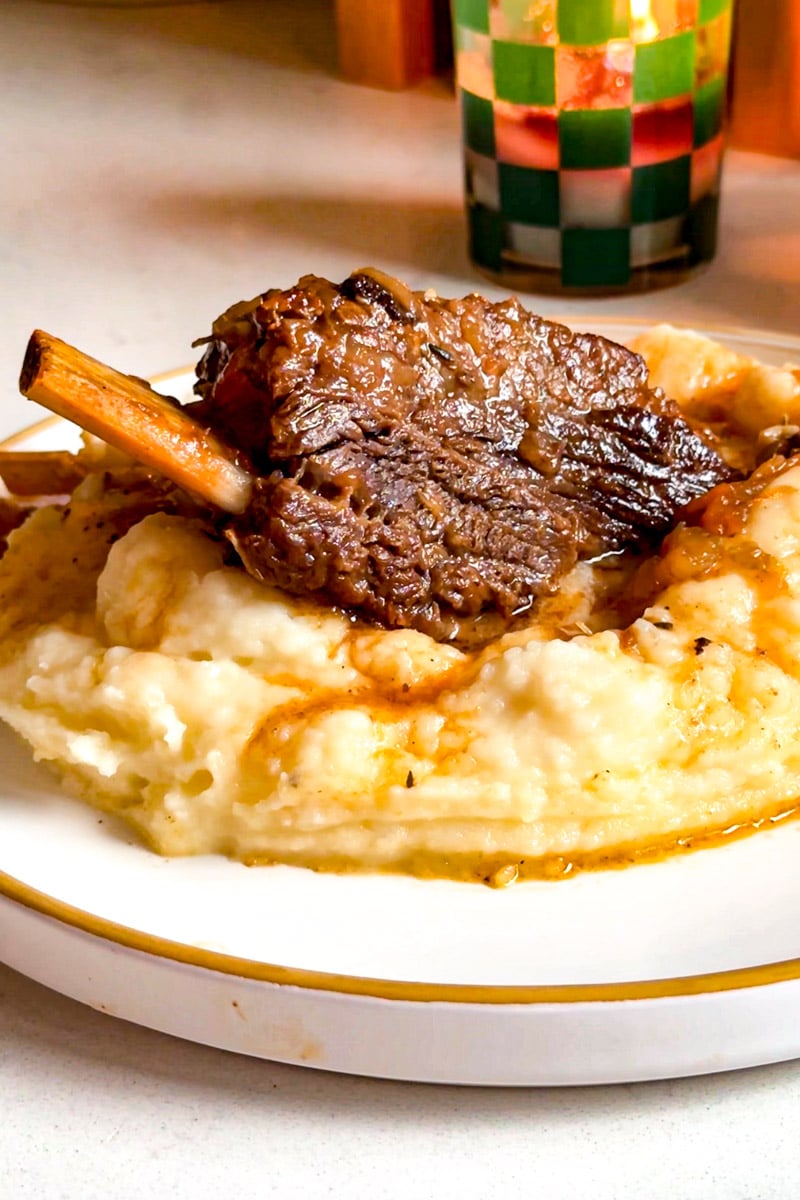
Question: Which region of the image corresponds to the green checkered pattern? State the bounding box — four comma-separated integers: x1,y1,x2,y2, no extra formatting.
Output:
455,0,732,289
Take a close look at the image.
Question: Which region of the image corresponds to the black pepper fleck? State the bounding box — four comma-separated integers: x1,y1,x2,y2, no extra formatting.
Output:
694,636,711,655
405,770,415,788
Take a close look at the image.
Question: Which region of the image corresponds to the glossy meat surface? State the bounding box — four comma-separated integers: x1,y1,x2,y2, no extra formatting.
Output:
189,270,735,641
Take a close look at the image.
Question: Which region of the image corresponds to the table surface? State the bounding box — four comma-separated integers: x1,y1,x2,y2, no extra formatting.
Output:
2,3,800,1197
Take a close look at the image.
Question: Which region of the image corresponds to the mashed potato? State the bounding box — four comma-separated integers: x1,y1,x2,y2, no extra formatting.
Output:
2,327,800,882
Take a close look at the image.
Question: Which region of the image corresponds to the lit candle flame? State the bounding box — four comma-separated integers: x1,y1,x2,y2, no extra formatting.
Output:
631,0,660,41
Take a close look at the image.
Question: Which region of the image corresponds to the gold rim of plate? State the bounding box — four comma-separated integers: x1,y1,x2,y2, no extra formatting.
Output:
3,321,800,1006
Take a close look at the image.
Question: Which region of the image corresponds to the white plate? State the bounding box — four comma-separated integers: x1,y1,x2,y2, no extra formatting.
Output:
3,318,800,1087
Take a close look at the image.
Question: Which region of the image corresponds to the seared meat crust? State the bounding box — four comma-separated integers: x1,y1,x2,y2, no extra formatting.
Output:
190,270,735,641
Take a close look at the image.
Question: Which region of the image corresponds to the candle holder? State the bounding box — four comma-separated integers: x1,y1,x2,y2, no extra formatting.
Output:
454,0,732,294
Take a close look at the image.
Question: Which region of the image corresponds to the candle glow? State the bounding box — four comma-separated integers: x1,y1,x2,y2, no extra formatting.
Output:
631,0,660,42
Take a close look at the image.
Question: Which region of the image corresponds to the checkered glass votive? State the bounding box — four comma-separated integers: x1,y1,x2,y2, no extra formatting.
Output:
454,0,732,291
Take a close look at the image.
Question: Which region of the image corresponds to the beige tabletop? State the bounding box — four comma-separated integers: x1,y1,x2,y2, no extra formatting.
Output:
1,3,799,1197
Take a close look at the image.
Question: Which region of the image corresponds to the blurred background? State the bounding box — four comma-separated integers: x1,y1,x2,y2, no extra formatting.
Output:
2,0,798,414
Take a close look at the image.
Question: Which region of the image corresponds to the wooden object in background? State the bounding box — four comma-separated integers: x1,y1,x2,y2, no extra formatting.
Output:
728,0,800,158
336,0,443,89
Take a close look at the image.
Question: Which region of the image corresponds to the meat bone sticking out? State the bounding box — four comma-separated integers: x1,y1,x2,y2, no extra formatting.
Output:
19,272,736,643
19,330,253,513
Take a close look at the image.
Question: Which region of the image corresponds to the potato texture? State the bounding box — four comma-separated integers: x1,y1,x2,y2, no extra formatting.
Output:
2,329,800,880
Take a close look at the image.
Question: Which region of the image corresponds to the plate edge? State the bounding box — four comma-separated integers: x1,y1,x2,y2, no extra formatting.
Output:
3,866,800,1005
